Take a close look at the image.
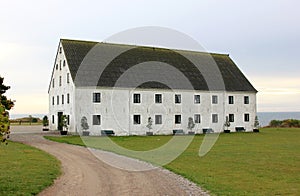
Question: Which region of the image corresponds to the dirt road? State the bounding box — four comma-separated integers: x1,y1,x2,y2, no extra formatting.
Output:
10,126,209,196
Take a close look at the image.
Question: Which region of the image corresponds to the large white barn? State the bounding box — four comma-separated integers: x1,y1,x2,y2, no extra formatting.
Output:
48,39,257,135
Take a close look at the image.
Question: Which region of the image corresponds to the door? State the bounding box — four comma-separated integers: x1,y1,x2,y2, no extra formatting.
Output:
57,112,63,131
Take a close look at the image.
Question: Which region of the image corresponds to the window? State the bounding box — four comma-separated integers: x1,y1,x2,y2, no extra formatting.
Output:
194,95,200,104
194,114,201,123
229,96,234,104
59,60,62,70
133,115,141,124
56,64,58,70
59,47,62,54
52,115,54,124
67,73,70,83
93,93,101,103
59,76,62,86
62,95,64,104
244,96,249,104
175,115,181,124
175,94,181,104
63,60,66,67
155,94,162,103
52,96,54,105
212,114,218,123
133,93,141,103
52,78,54,88
67,115,70,125
229,114,234,122
93,115,101,125
57,95,59,105
155,115,162,124
67,93,70,104
212,95,218,104
244,113,250,122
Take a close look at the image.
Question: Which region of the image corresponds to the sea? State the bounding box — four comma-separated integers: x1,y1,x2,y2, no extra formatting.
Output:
10,112,300,127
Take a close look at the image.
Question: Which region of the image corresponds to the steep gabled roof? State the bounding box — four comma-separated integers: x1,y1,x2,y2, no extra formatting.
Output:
60,39,257,92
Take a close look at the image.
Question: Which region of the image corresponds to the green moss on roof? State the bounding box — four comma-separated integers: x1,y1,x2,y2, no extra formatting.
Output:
60,39,257,92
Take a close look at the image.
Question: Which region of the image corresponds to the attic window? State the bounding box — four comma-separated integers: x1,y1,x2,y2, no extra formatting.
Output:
56,64,58,70
67,73,70,83
63,60,66,67
59,47,62,54
59,60,62,70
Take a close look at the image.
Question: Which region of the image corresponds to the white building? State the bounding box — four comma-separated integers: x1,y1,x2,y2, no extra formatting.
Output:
48,39,257,135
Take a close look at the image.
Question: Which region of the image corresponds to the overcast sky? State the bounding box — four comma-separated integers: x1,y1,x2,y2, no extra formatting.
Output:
0,0,299,114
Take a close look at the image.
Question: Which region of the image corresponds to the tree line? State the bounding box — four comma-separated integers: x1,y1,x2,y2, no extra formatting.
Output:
269,119,300,128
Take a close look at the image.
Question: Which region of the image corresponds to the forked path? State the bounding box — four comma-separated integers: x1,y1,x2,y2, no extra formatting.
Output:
10,126,209,196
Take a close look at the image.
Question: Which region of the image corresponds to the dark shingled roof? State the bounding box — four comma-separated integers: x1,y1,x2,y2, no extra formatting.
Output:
60,39,257,92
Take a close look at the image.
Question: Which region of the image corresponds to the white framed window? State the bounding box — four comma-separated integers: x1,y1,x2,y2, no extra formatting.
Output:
155,94,162,103
212,95,218,104
194,95,200,104
62,94,64,104
57,95,59,105
229,114,234,122
63,60,66,67
67,115,70,125
194,114,201,123
244,96,249,104
59,60,62,70
212,114,218,123
133,93,141,103
175,94,181,104
59,76,62,86
155,115,162,124
93,93,101,103
56,64,58,70
175,115,181,124
52,115,54,124
93,115,101,125
52,96,54,105
52,78,54,88
59,47,62,54
244,113,250,122
133,115,141,124
229,96,234,104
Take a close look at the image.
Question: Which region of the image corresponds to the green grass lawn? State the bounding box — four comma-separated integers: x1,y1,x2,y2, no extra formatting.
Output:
45,128,300,195
0,141,61,196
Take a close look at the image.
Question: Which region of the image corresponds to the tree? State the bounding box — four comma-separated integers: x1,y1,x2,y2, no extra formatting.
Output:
0,76,14,144
187,117,195,131
254,116,260,128
0,76,14,110
146,117,153,131
43,116,49,126
224,116,230,130
81,116,89,131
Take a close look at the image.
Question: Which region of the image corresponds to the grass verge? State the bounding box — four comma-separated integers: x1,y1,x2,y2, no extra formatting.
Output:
0,141,61,196
45,128,300,195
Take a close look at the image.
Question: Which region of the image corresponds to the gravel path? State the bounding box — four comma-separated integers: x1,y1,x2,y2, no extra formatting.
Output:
10,126,209,196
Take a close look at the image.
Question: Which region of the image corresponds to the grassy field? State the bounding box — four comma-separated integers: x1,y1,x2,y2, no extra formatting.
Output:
9,122,42,126
45,128,300,195
0,141,61,196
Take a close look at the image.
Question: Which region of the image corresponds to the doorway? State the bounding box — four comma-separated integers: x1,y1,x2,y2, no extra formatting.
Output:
57,112,63,131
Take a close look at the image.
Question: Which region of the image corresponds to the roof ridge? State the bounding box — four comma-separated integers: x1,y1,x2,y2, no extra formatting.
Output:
60,38,229,56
